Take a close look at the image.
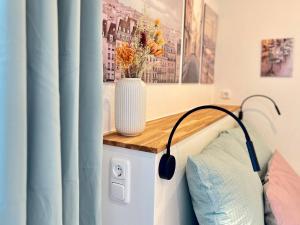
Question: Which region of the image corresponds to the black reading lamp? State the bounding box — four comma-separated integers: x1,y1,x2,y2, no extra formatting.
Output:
238,95,281,120
159,105,261,180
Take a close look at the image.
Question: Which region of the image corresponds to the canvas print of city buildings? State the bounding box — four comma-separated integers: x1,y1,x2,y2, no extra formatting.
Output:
182,0,203,83
261,38,293,77
102,0,183,83
200,4,218,84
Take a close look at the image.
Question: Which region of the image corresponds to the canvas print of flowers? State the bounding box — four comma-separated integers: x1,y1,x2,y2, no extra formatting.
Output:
182,0,204,83
102,0,183,83
200,4,218,84
261,38,293,77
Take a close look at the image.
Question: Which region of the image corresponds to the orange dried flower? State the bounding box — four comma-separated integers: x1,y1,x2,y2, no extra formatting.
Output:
148,40,164,57
116,43,135,68
155,30,162,37
154,19,160,27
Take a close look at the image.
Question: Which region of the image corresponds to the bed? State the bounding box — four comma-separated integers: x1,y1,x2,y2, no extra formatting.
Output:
186,123,300,225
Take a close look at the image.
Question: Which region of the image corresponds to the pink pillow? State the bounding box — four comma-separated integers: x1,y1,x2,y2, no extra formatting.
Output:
264,151,300,225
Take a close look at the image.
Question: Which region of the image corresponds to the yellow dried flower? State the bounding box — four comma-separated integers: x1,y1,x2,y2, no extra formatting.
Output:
156,37,165,46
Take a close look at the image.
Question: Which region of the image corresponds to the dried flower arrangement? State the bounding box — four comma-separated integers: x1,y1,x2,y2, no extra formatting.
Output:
116,17,165,78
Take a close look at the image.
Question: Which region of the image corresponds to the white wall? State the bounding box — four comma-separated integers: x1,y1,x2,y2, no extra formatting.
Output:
214,0,300,172
104,84,214,132
103,0,220,133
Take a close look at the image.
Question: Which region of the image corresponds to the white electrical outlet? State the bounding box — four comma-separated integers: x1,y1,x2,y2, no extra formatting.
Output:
110,158,131,204
220,89,231,100
112,163,125,179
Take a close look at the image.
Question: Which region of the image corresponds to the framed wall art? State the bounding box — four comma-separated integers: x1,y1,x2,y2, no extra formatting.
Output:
102,0,183,83
261,38,293,77
200,4,218,84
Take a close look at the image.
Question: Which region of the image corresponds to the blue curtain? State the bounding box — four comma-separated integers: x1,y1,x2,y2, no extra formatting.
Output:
0,0,102,224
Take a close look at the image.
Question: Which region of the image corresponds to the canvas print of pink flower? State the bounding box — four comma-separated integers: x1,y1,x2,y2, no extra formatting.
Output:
261,38,293,77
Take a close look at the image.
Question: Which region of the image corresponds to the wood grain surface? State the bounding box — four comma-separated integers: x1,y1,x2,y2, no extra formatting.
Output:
103,105,240,154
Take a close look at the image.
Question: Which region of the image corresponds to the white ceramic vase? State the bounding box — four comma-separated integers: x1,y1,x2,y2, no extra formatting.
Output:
115,78,146,136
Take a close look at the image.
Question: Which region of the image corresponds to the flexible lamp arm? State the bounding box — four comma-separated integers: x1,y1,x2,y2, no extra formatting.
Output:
239,95,281,120
159,105,261,180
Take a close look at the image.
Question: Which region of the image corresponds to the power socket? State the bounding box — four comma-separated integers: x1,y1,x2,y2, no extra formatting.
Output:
110,158,131,204
220,89,232,100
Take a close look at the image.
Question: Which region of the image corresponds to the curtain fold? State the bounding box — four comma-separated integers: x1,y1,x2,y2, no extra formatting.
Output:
0,0,102,224
27,0,62,224
79,0,102,224
0,1,27,225
58,0,81,225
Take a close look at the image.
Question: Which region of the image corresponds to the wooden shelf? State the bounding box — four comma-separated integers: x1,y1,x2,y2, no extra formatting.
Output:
103,105,240,154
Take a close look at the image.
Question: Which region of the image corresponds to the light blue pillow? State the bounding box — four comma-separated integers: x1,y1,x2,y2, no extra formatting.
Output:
186,135,264,225
221,122,273,179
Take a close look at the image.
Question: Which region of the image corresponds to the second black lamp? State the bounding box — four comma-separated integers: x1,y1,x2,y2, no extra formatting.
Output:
238,95,281,120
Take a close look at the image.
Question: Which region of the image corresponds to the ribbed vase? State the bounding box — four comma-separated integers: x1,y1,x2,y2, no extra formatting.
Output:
115,78,146,136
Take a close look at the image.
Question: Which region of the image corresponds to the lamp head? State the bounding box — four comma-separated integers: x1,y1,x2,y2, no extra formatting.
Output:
246,140,261,172
159,152,176,180
275,105,281,116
